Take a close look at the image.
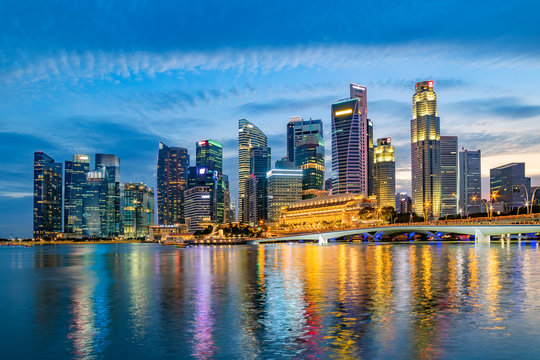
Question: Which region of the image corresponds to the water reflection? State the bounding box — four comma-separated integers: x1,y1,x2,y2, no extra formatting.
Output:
1,242,539,359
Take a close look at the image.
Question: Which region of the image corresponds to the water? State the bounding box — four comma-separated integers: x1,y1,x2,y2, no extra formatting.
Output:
1,242,540,359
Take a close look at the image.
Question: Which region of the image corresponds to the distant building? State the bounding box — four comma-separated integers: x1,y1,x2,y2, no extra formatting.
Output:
459,149,482,215
184,186,213,231
440,136,458,218
275,157,296,170
196,139,225,223
238,119,267,223
395,193,413,213
64,154,90,235
367,119,374,196
82,167,108,237
490,163,531,211
374,138,396,209
325,178,332,193
245,146,271,224
33,152,63,239
95,154,121,236
331,84,369,195
122,183,154,238
411,80,441,219
157,142,189,225
266,169,303,223
279,194,376,230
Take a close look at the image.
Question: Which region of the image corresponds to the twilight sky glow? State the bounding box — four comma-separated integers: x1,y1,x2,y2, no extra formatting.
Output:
1,0,540,237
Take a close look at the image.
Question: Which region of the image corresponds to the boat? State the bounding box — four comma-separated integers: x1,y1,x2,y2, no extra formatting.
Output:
174,243,188,248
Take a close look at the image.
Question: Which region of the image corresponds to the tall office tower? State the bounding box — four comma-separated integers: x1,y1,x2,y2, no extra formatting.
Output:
222,175,231,223
184,187,213,231
286,117,324,164
266,169,303,222
196,139,224,223
64,154,90,235
331,83,368,195
296,133,325,199
367,119,374,196
490,163,531,211
187,166,218,222
82,167,108,237
395,192,413,213
275,157,296,170
244,146,271,224
238,119,267,222
95,154,121,236
286,116,303,163
440,136,458,218
325,178,332,193
157,142,189,225
459,149,482,215
374,138,396,209
411,80,441,219
33,152,62,239
122,183,154,238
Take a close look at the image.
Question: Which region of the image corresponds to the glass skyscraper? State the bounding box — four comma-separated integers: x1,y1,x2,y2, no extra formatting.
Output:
157,142,189,225
331,83,369,195
245,146,271,224
196,139,225,223
411,80,441,219
440,136,458,218
122,183,154,238
266,169,303,223
459,149,482,215
33,152,62,239
95,154,121,236
64,154,90,235
374,138,396,209
238,119,267,223
490,163,531,211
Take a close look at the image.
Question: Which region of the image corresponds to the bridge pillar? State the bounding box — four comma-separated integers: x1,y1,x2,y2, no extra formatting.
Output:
318,235,328,245
475,228,490,243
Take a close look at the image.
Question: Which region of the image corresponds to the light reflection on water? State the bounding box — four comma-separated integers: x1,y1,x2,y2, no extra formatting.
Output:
1,243,540,359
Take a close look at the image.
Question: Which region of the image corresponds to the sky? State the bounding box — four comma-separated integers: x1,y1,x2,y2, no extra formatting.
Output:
1,0,540,237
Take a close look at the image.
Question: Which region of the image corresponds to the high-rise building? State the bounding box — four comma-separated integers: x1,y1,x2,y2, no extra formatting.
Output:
490,163,531,211
187,165,218,222
266,169,303,223
82,167,108,237
296,133,325,199
196,139,225,223
157,142,189,225
286,117,323,164
411,80,441,219
64,154,90,235
331,83,368,195
33,152,62,239
184,186,213,231
245,146,271,224
95,154,121,236
122,183,154,238
395,192,413,213
238,119,267,223
458,149,482,215
222,174,231,223
367,119,374,196
440,136,458,218
275,157,296,170
374,138,396,209
325,178,332,193
286,116,303,163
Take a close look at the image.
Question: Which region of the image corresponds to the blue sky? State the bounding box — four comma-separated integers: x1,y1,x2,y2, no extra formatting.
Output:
1,0,540,237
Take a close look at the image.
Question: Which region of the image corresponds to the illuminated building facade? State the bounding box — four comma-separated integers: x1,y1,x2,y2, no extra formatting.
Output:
187,165,219,222
82,167,108,237
490,163,531,211
395,192,413,213
266,169,303,223
238,119,267,222
374,138,395,208
279,194,376,230
245,146,271,224
440,136,458,218
411,80,441,219
458,149,482,215
95,154,121,236
331,83,368,195
157,142,189,225
122,183,154,238
184,186,213,231
196,139,225,223
367,119,374,196
296,134,325,199
33,152,63,239
64,154,90,235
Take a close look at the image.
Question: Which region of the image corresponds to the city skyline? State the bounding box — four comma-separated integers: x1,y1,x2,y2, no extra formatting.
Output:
3,1,540,237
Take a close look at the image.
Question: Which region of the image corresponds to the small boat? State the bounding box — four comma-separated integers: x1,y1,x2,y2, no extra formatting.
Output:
174,243,187,248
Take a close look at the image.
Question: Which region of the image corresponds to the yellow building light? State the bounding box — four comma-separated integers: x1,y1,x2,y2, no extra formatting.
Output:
334,109,353,116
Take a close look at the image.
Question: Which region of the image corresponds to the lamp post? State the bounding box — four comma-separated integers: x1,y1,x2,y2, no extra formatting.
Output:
423,201,431,222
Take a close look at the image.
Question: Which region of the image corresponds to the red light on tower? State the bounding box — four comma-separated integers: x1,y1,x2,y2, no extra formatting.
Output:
428,81,433,87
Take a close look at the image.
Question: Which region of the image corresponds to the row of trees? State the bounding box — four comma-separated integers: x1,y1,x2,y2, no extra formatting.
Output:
193,223,264,239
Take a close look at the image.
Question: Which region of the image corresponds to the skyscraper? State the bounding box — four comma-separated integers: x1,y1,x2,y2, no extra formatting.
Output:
33,152,62,239
122,183,154,238
459,149,482,215
238,119,267,223
266,169,303,223
295,134,325,199
490,163,531,211
82,167,108,237
286,116,303,163
157,142,189,225
196,139,225,223
411,80,441,219
184,186,213,231
64,154,90,235
331,83,368,195
374,138,396,209
367,119,374,196
245,146,271,224
95,153,121,236
440,136,458,218
395,192,413,213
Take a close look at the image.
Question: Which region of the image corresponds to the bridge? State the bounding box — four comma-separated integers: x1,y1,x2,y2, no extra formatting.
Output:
252,215,540,245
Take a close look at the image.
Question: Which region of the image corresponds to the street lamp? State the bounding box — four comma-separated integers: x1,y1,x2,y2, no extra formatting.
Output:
423,201,431,222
